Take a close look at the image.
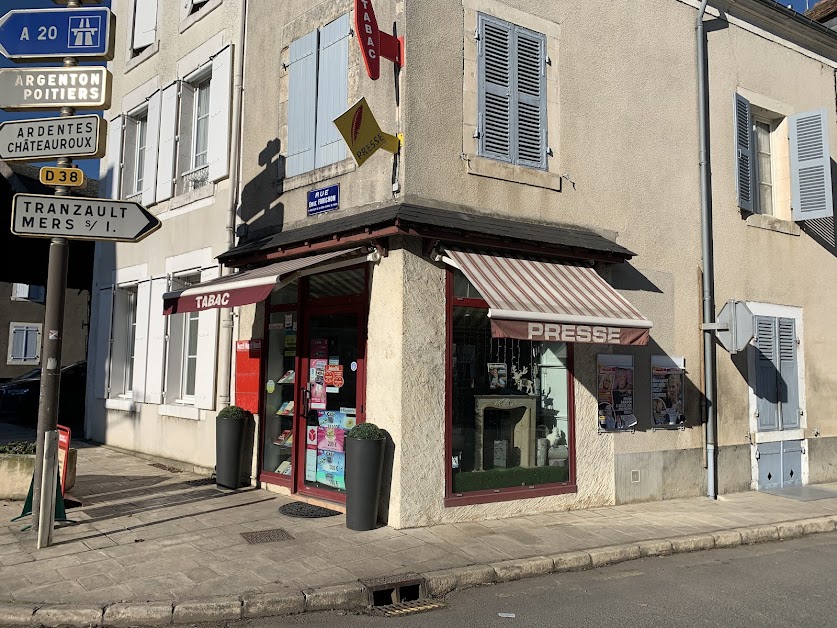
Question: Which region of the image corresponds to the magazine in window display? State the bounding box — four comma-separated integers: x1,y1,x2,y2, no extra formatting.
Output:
487,362,507,389
310,359,327,409
652,356,686,426
597,354,637,430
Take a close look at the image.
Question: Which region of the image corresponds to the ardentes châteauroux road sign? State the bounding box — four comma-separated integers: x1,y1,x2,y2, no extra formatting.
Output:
0,7,114,61
0,115,105,161
11,194,161,243
0,67,110,111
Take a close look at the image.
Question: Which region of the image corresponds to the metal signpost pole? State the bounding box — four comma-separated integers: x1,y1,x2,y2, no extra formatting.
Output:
31,0,79,544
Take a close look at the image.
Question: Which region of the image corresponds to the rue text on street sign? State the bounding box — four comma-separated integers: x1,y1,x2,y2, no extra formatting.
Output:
11,194,161,243
40,167,85,188
0,114,105,161
0,67,111,111
0,7,114,61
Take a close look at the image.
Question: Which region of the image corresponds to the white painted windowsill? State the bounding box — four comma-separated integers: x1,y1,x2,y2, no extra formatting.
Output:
745,213,801,236
159,404,200,421
105,398,138,412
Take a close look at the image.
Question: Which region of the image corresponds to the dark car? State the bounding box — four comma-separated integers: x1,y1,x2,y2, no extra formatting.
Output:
0,361,86,431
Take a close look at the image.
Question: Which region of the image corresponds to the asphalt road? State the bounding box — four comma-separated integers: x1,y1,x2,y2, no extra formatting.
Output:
230,532,837,628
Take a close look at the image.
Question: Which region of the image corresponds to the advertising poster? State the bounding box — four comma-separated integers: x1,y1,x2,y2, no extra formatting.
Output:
310,358,327,410
487,363,507,389
305,426,318,482
652,356,686,426
318,410,356,430
316,450,346,489
597,354,637,430
317,426,345,452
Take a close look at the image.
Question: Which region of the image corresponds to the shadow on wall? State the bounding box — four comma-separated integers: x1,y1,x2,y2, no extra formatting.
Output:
238,139,285,243
800,159,837,255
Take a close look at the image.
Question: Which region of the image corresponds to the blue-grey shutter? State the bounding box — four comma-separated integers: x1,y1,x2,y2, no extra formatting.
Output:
790,108,834,221
11,327,25,360
315,14,349,169
777,318,799,430
734,93,754,212
781,440,803,487
24,327,39,360
478,14,512,163
755,316,779,432
756,441,782,490
286,30,318,177
514,27,546,169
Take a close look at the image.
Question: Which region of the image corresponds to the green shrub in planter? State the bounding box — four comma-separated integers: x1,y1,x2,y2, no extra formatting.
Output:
0,441,36,455
346,422,384,440
217,405,248,421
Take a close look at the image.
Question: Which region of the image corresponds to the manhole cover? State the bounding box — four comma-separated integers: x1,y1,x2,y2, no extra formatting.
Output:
182,478,215,487
278,502,341,518
240,528,294,544
149,462,182,473
371,600,446,617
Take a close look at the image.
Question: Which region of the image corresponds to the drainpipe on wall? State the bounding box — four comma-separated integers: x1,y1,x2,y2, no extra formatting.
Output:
696,0,718,499
217,0,249,409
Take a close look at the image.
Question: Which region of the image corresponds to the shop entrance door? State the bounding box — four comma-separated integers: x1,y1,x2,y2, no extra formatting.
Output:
296,307,366,502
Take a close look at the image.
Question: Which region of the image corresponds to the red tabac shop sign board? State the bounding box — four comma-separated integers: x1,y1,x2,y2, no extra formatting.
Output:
355,0,404,80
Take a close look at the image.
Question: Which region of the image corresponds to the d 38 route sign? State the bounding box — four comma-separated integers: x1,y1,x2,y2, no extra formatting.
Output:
0,115,105,161
11,194,161,243
0,7,114,61
40,167,85,188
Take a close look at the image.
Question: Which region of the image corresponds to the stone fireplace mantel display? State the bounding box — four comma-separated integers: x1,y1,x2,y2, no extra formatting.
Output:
473,395,538,471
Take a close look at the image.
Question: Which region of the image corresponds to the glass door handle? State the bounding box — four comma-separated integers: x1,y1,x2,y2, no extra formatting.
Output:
300,387,311,418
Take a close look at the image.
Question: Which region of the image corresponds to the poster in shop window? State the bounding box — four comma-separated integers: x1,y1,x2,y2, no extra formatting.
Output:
597,354,637,431
652,356,686,426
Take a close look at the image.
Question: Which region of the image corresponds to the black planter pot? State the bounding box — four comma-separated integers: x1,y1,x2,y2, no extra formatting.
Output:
216,414,245,489
345,436,386,531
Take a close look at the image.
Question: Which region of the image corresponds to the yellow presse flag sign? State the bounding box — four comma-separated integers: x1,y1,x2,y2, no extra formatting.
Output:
333,97,400,167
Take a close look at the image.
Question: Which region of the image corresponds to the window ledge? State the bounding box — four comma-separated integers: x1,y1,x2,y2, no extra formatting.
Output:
279,158,356,194
159,404,200,421
105,398,138,412
745,213,801,236
125,41,160,74
464,154,561,191
168,184,215,211
180,0,223,34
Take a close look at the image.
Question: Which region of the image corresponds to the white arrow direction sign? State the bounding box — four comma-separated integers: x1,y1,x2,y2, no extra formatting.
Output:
11,194,161,243
0,115,105,161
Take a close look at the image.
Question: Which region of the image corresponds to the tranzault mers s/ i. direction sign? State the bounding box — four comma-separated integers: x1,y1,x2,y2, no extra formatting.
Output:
0,7,114,61
11,194,161,243
0,67,111,111
0,115,105,161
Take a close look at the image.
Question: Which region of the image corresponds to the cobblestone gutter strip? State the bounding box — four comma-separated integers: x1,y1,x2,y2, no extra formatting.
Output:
1,516,835,627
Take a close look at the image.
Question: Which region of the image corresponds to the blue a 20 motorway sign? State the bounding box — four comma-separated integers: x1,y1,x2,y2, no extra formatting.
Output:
0,8,114,61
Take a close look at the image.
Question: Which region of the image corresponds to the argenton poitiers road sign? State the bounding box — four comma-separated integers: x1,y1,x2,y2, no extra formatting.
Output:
0,115,105,161
0,67,110,111
11,194,161,243
0,7,114,61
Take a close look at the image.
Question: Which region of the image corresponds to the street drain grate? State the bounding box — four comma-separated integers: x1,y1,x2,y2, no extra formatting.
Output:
149,463,182,473
240,528,294,544
278,502,341,518
371,600,446,617
181,478,216,487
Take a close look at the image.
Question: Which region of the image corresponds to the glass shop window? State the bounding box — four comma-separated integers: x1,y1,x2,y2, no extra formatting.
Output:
450,305,572,495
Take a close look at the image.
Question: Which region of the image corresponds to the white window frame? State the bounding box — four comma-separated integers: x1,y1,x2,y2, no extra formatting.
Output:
110,283,140,399
178,66,213,195
191,77,211,171
127,0,160,61
7,322,41,366
11,283,45,303
180,0,223,33
170,272,201,404
132,113,149,198
753,117,777,217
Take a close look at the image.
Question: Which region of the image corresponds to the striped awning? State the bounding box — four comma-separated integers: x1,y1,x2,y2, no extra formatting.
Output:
443,248,652,346
163,248,373,315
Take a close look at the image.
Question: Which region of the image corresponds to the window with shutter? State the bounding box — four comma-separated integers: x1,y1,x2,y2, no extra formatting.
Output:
131,0,158,53
777,318,799,430
7,323,41,365
734,94,754,212
754,316,779,432
790,108,834,221
478,14,547,170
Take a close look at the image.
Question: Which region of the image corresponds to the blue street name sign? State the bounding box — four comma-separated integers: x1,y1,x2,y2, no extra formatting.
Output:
0,7,114,61
307,184,340,216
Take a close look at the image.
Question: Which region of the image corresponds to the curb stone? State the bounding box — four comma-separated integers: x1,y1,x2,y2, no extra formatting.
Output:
102,602,173,627
172,598,241,625
33,604,104,628
241,591,305,619
303,583,366,613
490,556,553,582
1,519,835,627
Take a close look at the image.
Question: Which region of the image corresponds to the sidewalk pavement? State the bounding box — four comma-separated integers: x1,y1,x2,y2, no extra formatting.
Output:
2,423,837,626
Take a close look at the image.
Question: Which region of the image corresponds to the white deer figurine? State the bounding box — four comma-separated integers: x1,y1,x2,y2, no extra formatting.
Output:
511,365,534,395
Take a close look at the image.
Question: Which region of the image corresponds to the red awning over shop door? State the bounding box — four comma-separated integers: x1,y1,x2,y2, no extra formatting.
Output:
443,247,652,346
163,248,368,315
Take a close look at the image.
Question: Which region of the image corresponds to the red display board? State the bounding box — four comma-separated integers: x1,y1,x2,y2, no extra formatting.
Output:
57,424,71,495
235,339,262,414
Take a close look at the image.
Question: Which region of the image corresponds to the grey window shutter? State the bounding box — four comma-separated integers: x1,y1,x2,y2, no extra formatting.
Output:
25,328,39,360
315,14,349,169
777,318,799,430
734,93,754,212
478,14,512,163
11,327,25,360
514,27,546,169
790,108,834,221
754,316,779,432
286,30,319,177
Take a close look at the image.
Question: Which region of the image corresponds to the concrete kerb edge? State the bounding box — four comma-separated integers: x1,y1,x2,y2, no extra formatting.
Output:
2,518,836,626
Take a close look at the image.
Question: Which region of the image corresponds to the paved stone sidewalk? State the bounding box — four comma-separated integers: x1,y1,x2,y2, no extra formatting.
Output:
2,423,837,612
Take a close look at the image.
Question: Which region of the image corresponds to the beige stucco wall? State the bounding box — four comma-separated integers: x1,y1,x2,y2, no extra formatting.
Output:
86,0,242,467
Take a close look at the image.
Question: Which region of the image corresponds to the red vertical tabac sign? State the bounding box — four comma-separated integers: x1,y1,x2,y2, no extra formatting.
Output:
355,0,404,80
